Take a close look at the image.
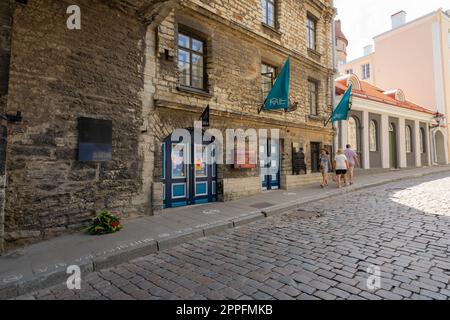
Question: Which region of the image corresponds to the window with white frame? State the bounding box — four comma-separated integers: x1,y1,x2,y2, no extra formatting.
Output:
405,125,412,153
420,128,426,154
369,120,377,152
361,63,370,79
348,117,358,150
261,0,276,27
178,32,206,90
346,69,353,75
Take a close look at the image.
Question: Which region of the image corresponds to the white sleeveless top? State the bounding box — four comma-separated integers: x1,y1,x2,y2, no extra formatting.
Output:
335,154,348,170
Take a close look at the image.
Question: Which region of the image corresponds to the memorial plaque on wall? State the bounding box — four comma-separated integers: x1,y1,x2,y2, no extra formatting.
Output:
78,117,112,162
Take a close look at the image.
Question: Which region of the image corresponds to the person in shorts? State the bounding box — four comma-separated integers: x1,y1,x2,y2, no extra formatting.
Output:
333,148,349,188
319,149,330,188
344,144,359,185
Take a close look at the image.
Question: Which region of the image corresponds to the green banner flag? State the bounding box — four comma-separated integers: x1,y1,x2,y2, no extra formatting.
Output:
326,85,352,126
263,58,290,110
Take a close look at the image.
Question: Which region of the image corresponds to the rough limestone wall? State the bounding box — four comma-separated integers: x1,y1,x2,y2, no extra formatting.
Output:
4,0,147,249
154,3,335,127
186,0,335,71
0,0,14,254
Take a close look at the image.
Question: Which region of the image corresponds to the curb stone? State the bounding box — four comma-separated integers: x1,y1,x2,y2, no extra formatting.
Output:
232,212,265,227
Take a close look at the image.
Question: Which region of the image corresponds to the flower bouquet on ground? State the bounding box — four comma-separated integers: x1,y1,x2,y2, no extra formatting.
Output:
86,211,122,235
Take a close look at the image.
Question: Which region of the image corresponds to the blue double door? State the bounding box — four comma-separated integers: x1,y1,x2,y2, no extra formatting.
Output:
162,133,217,208
260,138,280,191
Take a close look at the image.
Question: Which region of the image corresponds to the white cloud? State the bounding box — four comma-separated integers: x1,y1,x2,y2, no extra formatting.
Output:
334,0,450,61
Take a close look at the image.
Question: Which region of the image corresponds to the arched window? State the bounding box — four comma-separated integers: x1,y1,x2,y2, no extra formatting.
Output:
420,128,426,154
405,126,412,153
369,120,377,152
348,117,358,150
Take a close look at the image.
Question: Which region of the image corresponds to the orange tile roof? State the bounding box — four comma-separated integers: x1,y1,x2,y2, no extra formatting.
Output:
335,77,436,115
335,78,436,115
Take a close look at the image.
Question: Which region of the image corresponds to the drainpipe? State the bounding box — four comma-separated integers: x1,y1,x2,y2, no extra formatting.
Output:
331,2,338,155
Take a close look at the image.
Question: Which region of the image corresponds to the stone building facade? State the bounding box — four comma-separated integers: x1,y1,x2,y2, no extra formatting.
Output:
0,0,335,251
148,0,336,209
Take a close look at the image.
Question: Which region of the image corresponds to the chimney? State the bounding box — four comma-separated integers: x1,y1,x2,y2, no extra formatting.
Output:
391,11,406,29
363,45,373,56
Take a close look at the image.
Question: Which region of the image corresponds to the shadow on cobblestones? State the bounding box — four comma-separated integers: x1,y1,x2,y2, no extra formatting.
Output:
21,173,450,300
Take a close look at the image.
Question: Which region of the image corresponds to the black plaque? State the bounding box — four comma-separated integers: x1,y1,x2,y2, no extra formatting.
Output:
78,117,112,162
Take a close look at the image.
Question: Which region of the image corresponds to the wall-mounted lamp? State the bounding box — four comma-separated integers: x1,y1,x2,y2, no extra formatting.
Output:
430,112,445,128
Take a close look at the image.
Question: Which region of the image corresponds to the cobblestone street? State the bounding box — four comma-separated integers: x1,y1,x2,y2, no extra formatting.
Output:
22,173,450,300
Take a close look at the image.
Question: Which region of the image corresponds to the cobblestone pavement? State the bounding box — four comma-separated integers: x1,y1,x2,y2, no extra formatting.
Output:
20,173,450,300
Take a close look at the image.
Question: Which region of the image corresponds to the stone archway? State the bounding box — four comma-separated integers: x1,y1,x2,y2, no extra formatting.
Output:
389,123,398,169
347,116,362,167
435,130,447,165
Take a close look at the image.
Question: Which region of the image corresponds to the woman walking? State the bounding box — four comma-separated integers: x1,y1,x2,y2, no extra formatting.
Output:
333,149,349,188
319,149,330,188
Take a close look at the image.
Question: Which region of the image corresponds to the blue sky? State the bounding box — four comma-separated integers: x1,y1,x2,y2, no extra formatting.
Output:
334,0,450,61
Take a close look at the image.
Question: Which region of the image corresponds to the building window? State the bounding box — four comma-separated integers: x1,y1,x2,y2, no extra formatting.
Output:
369,120,378,152
308,80,319,116
345,69,353,75
261,0,276,27
420,128,426,154
348,117,358,151
405,125,412,153
261,63,276,101
307,15,317,50
178,32,205,90
362,63,370,79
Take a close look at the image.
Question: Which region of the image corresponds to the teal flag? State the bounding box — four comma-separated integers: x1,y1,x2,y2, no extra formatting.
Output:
264,58,290,110
331,84,352,122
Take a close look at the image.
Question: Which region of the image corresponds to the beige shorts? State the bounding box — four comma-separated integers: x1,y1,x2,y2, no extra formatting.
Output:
348,166,355,174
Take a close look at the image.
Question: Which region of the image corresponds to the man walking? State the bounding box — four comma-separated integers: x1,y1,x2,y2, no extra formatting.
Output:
344,144,359,185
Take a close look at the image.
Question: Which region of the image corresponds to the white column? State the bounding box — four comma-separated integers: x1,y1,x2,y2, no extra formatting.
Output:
445,129,450,165
333,122,339,154
398,118,407,168
414,120,422,167
425,123,432,166
380,114,390,168
362,110,370,169
340,120,348,149
431,128,437,165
